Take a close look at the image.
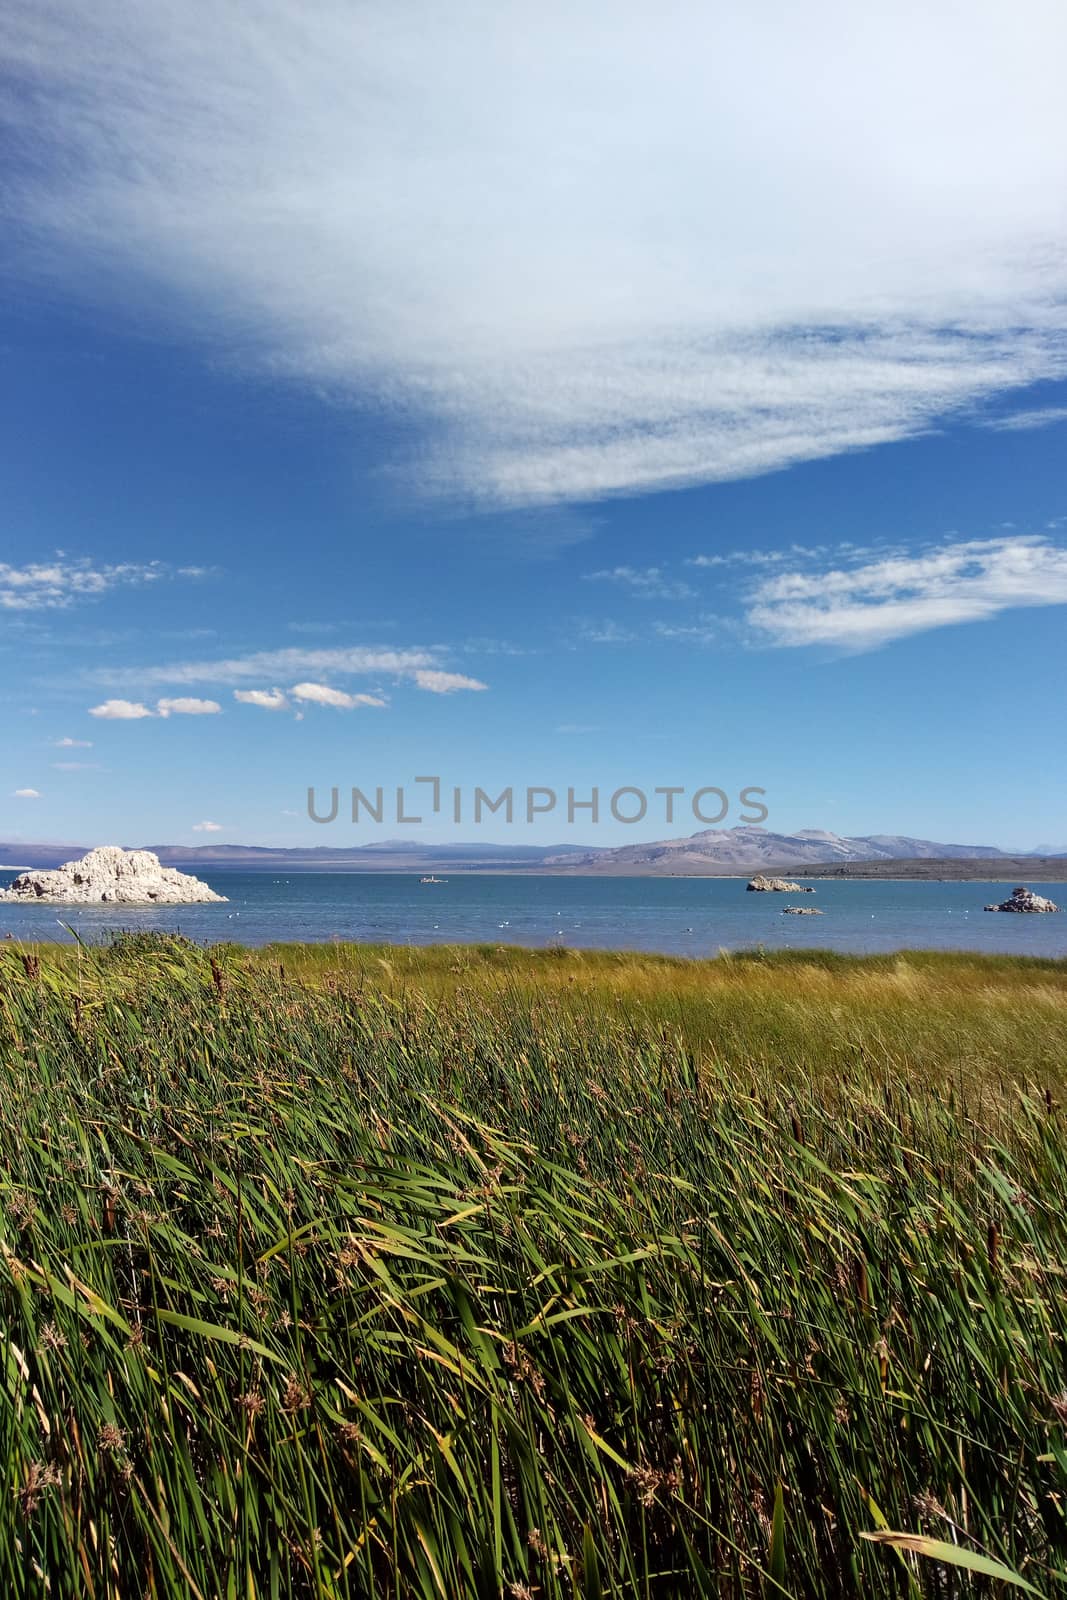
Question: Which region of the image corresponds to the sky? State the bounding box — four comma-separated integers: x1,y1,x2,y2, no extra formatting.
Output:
2,0,1066,851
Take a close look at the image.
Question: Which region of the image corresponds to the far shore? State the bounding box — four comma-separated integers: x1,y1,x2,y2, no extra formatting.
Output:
4,856,1067,882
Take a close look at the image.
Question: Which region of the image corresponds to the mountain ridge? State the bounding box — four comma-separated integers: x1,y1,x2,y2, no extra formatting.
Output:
542,826,1020,872
1,827,1063,877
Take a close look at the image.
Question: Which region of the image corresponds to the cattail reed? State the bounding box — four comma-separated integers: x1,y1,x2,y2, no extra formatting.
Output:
0,933,1064,1599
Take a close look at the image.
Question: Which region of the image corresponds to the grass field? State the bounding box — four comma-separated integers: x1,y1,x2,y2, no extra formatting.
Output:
2,935,1066,1597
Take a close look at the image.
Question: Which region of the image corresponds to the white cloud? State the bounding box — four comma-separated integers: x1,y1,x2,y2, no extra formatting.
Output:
192,820,223,832
983,406,1067,432
687,546,829,569
655,614,740,645
89,698,154,719
53,736,93,748
88,695,221,718
13,787,40,798
156,697,222,716
585,566,694,600
90,646,490,701
290,682,386,709
92,646,437,689
234,687,289,709
0,557,188,610
747,535,1067,651
412,670,488,694
5,2,1067,506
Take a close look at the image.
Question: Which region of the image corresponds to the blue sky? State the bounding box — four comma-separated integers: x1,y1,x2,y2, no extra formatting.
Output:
2,0,1067,850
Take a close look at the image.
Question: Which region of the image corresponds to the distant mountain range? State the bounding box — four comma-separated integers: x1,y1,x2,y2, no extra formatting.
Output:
542,827,1028,873
1,827,1064,878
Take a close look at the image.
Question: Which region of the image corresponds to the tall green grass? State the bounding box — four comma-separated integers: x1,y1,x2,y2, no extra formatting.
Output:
2,936,1066,1597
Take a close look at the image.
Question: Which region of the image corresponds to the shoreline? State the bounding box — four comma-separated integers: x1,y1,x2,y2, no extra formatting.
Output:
13,936,1067,969
6,865,1066,883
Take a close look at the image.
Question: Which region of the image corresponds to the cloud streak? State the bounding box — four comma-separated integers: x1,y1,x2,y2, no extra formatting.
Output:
6,1,1067,506
412,671,487,695
746,535,1067,650
290,682,386,709
983,406,1067,433
0,558,170,611
576,620,635,646
585,566,695,600
90,646,489,699
91,646,438,689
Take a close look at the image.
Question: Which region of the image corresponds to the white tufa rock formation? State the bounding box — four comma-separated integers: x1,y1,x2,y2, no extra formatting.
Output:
0,846,227,905
781,905,824,915
984,885,1059,913
747,874,815,893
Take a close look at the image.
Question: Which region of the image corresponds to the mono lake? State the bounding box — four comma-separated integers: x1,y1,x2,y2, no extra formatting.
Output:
2,872,1065,957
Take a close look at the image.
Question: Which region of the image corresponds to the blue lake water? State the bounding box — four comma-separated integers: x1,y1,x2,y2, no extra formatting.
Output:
1,871,1065,957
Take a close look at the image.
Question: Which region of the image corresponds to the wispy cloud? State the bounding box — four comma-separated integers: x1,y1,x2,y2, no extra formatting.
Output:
90,646,439,689
412,670,487,695
6,2,1067,506
0,558,171,611
687,546,830,569
468,507,601,555
461,638,529,657
576,620,635,645
584,566,695,601
747,535,1067,650
51,760,100,771
52,736,93,748
192,820,223,832
655,614,742,646
290,682,386,709
13,787,40,798
89,646,489,707
983,406,1067,432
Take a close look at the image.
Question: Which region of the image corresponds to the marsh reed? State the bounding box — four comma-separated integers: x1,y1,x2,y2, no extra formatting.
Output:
2,935,1066,1596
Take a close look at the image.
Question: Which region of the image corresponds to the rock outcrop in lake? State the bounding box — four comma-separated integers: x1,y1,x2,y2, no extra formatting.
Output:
781,905,824,915
747,874,815,893
984,885,1059,913
0,846,227,905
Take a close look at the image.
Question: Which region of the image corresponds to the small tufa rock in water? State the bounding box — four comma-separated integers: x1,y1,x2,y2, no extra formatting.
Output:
0,846,227,906
747,874,816,893
984,885,1059,914
781,905,824,915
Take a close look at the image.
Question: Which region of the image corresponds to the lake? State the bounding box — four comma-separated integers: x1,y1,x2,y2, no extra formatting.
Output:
1,871,1065,956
